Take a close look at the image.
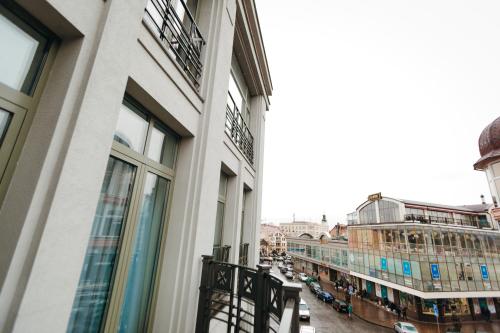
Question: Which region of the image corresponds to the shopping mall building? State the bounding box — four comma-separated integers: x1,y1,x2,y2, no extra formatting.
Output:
348,194,500,322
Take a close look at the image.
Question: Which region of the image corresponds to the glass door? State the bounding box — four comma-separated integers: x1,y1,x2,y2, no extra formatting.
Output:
118,172,170,332
67,157,138,333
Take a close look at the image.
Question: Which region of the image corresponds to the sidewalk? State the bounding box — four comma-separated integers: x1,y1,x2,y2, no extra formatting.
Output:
318,280,500,333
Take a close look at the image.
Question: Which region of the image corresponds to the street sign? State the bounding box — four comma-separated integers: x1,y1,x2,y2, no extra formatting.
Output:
480,265,489,280
431,264,440,280
402,261,411,276
381,257,387,271
433,304,439,318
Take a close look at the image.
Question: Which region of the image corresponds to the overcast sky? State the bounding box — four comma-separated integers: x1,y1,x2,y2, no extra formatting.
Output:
256,0,500,226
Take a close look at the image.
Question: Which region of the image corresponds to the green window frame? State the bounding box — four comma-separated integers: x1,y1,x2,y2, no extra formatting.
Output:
68,95,179,333
0,1,56,205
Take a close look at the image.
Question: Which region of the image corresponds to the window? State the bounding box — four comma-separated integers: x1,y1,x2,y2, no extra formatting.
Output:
225,59,254,163
378,200,399,223
359,202,377,224
0,4,50,94
0,3,54,204
68,96,178,333
213,172,228,260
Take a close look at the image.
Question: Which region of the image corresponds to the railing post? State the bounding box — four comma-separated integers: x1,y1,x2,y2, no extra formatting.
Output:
255,264,271,332
283,283,302,333
195,255,213,333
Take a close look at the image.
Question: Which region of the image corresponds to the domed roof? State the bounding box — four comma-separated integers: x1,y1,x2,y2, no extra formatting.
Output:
474,116,500,170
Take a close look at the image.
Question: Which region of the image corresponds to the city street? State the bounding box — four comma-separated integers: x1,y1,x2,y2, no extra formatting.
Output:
272,266,391,333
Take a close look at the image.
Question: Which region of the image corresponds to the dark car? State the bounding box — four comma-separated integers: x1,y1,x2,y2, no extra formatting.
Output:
309,283,321,295
280,266,288,274
332,299,348,313
305,277,317,286
317,291,334,303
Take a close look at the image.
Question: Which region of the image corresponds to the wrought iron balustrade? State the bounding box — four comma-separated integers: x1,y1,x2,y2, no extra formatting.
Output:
225,104,254,164
213,245,231,263
195,256,301,333
404,214,481,227
239,243,249,266
144,0,205,87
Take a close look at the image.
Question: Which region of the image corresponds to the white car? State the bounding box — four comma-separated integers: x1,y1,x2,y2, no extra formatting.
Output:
300,325,315,333
394,322,418,333
299,299,310,321
298,273,308,282
285,271,293,279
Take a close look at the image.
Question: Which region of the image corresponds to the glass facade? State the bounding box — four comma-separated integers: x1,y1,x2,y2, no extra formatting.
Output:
287,240,349,270
349,226,500,292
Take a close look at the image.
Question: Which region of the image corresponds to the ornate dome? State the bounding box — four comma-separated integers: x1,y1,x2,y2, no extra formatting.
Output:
474,116,500,170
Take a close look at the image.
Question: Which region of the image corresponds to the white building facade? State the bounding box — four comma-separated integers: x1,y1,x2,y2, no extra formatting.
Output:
0,0,272,332
280,220,330,239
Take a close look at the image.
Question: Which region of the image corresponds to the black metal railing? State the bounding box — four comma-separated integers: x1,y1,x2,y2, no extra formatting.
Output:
225,104,254,164
144,0,205,87
239,243,249,266
404,214,481,227
213,245,231,263
195,256,301,333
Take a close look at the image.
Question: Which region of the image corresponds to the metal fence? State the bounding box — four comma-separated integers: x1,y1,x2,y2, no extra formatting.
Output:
225,104,254,164
195,256,301,333
144,0,204,86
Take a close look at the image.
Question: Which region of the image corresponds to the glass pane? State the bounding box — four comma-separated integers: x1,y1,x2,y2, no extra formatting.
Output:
0,5,47,94
0,108,12,146
68,157,136,333
114,101,148,154
147,124,178,168
118,173,170,332
213,201,224,246
228,73,243,112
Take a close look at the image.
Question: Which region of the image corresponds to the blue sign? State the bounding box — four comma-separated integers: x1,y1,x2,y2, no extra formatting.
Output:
433,304,439,318
480,265,489,280
431,264,440,280
381,257,387,271
402,261,411,276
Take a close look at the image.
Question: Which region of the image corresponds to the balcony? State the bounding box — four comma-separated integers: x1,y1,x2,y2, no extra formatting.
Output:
144,0,205,87
195,256,302,333
404,214,481,228
213,245,231,263
225,103,254,164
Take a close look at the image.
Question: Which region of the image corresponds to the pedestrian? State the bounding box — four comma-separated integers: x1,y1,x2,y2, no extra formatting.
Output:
402,306,408,320
485,308,491,322
347,303,353,320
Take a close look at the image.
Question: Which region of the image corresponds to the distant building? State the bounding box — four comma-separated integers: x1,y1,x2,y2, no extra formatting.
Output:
280,215,330,238
260,224,287,255
348,193,500,323
329,223,348,238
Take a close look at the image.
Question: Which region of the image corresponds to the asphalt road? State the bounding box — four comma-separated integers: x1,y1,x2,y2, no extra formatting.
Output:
272,266,392,333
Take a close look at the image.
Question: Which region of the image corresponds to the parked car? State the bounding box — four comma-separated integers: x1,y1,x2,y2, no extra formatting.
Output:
305,277,317,286
299,299,310,321
317,291,334,303
280,266,288,274
285,271,293,279
394,322,418,333
298,273,308,282
309,283,321,295
332,299,348,313
300,326,315,333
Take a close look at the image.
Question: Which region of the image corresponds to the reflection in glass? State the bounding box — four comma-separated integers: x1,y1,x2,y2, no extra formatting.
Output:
147,124,178,168
68,157,136,333
0,109,12,146
0,5,48,94
118,173,169,332
114,102,148,154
